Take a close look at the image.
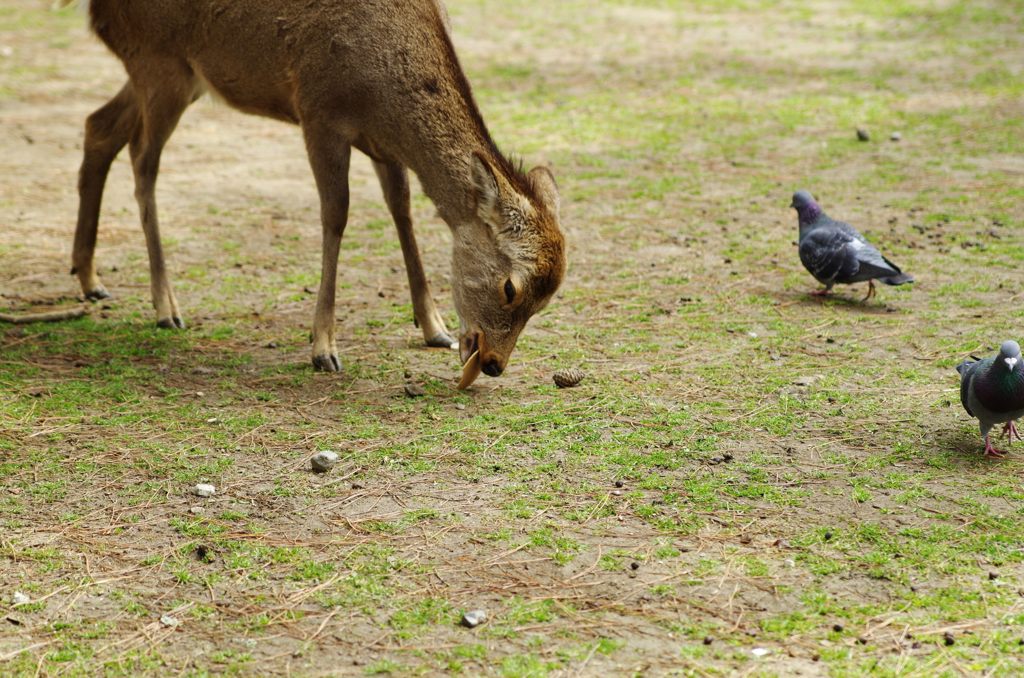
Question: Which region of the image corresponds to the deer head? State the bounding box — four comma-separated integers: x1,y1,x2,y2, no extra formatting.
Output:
452,153,565,388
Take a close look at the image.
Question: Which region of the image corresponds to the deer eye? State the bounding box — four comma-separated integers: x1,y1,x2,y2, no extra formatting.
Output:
504,279,516,305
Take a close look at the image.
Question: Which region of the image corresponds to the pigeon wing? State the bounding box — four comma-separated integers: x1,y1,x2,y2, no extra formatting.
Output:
843,238,903,281
799,227,860,284
957,358,981,417
828,219,904,281
830,219,869,244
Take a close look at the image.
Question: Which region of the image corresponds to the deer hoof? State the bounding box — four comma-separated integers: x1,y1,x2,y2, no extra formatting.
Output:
426,332,457,349
312,353,342,373
157,316,186,330
85,288,111,301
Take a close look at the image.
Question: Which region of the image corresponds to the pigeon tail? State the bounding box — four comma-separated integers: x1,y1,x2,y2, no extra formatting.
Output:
880,272,914,286
876,255,912,286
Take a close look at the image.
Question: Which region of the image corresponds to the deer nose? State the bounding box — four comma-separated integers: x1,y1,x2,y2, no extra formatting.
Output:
482,357,504,377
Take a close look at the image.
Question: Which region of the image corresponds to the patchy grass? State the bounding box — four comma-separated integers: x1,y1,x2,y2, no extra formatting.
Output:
2,0,1024,674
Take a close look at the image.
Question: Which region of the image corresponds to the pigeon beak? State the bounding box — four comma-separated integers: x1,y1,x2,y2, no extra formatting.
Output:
1006,357,1018,371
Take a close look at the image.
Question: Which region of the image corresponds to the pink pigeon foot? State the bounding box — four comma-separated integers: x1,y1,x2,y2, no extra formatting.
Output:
984,435,1008,458
1001,421,1019,443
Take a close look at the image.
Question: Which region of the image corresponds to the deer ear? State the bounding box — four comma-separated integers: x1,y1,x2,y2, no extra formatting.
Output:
471,152,501,223
528,166,560,218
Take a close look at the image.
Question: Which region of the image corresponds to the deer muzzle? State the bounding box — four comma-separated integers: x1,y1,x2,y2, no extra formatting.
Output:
457,330,508,388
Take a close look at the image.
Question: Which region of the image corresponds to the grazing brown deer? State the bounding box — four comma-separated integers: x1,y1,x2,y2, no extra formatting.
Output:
65,0,566,388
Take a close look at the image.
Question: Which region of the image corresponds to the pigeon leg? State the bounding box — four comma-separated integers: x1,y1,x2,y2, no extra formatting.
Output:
984,435,1009,458
1002,420,1020,443
861,280,876,302
810,288,832,297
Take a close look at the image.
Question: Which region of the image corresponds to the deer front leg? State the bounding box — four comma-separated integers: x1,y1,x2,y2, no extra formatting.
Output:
72,82,139,301
305,130,352,372
372,160,456,349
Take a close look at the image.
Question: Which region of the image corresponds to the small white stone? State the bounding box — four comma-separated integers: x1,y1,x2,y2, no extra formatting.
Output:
0,46,13,58
890,131,902,141
311,451,339,473
12,591,30,606
784,558,796,568
189,506,205,515
160,614,180,628
206,417,218,424
193,483,216,498
461,609,487,628
751,647,770,658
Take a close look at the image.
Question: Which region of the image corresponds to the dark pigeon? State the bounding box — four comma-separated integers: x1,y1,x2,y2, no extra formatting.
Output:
791,190,913,300
957,340,1024,457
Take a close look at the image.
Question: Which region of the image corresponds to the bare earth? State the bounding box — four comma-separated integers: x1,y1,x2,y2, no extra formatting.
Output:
2,0,1024,676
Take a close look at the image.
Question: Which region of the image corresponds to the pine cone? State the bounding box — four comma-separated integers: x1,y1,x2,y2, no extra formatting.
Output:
553,368,585,388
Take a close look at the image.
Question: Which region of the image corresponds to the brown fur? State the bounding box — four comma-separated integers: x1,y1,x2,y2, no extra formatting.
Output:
69,0,566,379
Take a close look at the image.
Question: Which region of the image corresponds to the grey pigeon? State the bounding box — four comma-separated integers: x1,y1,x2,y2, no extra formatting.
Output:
957,340,1024,457
791,190,914,300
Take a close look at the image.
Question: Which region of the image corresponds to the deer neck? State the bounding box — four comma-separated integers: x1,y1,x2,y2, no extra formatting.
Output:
406,133,495,229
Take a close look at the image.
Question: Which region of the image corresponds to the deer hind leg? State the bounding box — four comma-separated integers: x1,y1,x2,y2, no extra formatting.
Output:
127,66,195,329
372,160,456,349
72,82,140,301
304,125,352,372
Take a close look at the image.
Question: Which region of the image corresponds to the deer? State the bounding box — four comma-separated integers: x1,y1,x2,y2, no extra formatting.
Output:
64,0,566,389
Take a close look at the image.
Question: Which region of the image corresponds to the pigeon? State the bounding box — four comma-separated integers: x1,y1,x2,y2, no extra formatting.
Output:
957,340,1024,457
791,190,914,300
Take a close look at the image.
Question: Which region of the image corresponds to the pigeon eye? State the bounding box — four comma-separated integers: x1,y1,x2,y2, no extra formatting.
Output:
504,279,516,305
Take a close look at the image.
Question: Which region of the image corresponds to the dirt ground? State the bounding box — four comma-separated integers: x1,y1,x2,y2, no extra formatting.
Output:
3,0,1024,676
